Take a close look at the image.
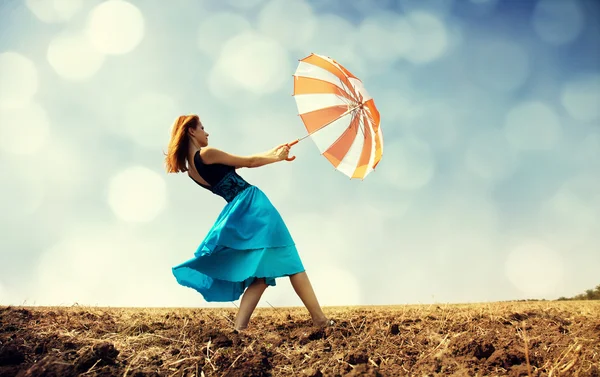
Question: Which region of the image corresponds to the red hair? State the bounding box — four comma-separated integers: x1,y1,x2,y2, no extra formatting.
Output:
164,115,199,173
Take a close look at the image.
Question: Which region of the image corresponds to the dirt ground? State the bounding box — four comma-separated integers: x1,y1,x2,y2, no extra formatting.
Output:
0,301,598,376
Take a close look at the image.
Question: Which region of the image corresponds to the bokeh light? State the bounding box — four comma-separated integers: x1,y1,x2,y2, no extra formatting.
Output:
540,187,595,248
0,52,38,106
209,31,290,96
197,12,252,58
107,166,167,223
257,0,317,52
86,0,145,55
539,173,600,248
532,0,584,46
47,32,105,81
25,0,83,24
404,11,449,64
356,11,414,67
304,14,357,65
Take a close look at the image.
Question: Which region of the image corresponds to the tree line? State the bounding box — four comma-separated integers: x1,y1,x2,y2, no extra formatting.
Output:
557,284,600,301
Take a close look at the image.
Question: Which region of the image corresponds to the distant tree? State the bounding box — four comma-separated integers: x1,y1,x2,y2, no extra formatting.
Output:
555,283,600,301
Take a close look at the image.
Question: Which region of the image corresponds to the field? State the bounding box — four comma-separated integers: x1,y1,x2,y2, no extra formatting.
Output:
1,301,598,377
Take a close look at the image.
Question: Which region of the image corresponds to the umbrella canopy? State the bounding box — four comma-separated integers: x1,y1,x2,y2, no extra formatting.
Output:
290,53,383,180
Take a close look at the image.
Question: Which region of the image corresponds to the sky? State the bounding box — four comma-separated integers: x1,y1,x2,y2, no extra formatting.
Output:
0,0,599,309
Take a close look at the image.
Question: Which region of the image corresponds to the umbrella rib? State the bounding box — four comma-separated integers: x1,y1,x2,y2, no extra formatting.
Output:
297,104,362,143
337,93,354,107
337,77,360,104
326,58,360,103
358,111,366,139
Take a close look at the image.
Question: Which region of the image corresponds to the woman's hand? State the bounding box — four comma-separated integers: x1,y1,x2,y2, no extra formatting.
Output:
271,143,295,161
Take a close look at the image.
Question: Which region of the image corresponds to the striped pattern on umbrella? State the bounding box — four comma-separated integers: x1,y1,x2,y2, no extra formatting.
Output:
292,53,383,180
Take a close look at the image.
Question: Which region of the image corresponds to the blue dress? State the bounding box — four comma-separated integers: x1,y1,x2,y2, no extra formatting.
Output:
171,150,305,302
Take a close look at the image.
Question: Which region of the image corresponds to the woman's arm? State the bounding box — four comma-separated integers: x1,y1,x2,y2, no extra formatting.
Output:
200,144,293,168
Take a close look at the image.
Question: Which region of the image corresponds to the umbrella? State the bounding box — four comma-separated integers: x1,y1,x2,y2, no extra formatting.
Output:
287,53,383,180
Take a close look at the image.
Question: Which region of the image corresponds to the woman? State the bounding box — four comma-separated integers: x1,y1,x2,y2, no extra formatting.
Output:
165,114,334,331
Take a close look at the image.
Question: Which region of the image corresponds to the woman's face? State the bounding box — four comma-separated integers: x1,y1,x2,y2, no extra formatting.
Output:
190,121,209,147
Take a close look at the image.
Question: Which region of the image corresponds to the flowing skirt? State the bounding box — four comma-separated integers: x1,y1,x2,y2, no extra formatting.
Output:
172,186,305,302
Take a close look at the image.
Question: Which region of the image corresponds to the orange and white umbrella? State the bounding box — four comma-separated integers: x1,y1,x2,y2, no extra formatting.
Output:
288,53,383,180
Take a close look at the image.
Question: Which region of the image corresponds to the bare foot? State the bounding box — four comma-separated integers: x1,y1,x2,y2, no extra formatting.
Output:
313,317,335,328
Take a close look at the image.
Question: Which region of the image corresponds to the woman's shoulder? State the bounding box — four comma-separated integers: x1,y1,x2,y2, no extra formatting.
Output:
199,147,236,169
197,147,219,163
198,146,226,161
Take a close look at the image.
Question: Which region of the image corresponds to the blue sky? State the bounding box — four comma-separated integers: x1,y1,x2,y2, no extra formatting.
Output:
0,0,598,308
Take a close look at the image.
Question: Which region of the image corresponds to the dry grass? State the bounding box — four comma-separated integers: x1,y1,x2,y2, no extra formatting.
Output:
1,301,599,376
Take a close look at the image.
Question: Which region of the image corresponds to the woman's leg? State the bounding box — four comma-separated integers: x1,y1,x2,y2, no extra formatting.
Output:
234,278,268,330
289,271,329,326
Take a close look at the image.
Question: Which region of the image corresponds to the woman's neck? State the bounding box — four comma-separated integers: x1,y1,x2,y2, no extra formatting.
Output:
188,138,201,154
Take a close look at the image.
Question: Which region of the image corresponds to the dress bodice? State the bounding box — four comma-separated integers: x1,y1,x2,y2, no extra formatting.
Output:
209,170,252,202
191,150,252,202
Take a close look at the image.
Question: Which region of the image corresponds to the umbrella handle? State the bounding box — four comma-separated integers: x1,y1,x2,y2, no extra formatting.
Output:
285,139,299,161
